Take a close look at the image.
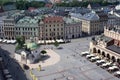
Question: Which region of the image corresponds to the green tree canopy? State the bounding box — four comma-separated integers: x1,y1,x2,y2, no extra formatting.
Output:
54,41,59,48
16,36,25,48
41,50,47,55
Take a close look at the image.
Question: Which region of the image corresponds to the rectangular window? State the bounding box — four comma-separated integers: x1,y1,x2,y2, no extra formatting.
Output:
57,32,59,35
61,32,63,35
57,28,59,31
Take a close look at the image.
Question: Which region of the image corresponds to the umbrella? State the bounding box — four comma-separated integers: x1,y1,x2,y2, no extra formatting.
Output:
116,71,120,75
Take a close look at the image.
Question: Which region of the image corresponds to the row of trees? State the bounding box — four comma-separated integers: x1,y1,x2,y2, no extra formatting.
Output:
0,0,46,10
16,0,46,10
56,0,119,7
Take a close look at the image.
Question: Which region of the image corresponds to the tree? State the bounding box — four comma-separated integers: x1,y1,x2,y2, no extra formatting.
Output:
41,50,47,55
54,41,59,48
15,36,25,50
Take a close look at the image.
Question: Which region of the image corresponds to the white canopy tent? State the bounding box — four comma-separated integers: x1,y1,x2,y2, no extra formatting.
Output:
0,39,2,42
2,39,7,43
108,66,119,70
10,40,16,44
115,71,120,75
38,40,56,44
45,40,49,43
81,51,89,55
86,54,95,58
101,62,112,67
96,60,105,64
91,56,100,60
56,39,64,43
51,40,55,43
6,40,11,44
59,39,64,43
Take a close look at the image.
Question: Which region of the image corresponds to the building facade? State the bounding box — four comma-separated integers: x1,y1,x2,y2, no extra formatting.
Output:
3,12,24,39
0,17,5,39
4,18,15,39
39,16,65,40
15,16,40,40
90,25,120,65
64,17,82,39
81,11,108,36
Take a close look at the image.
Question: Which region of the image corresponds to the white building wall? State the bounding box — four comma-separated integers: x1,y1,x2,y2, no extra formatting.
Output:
15,53,21,62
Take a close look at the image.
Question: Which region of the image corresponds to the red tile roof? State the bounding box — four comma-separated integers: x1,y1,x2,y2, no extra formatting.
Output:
28,7,36,12
45,3,53,8
43,16,64,23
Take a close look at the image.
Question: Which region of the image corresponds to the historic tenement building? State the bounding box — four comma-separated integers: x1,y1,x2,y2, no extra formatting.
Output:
64,17,82,39
39,16,65,40
3,12,24,39
0,17,5,39
90,25,120,65
15,16,41,40
81,11,108,36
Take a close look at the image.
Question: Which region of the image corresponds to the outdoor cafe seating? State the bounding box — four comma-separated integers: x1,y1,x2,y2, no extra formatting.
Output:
100,62,112,68
114,71,120,78
108,66,119,73
81,51,89,56
96,60,106,66
90,56,101,62
86,54,95,59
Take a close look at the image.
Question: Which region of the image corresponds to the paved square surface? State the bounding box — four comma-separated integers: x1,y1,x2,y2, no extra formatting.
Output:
1,37,119,80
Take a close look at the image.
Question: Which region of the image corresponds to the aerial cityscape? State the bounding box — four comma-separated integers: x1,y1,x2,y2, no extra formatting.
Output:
0,0,120,80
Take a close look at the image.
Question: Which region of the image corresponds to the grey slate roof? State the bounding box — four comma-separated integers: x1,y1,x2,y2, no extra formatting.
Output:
3,3,16,11
88,3,101,9
96,35,113,43
82,12,99,21
106,45,120,54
